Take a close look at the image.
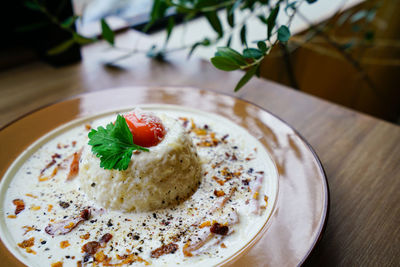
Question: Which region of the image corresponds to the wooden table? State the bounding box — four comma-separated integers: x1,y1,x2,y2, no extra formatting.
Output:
1,30,399,266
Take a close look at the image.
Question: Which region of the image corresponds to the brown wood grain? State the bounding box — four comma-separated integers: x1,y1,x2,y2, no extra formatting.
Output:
0,29,399,266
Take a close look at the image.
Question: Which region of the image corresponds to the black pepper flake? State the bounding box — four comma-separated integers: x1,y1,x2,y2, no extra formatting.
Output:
133,235,140,240
107,219,113,227
65,255,70,259
41,240,47,244
91,183,96,187
59,201,70,209
152,213,157,219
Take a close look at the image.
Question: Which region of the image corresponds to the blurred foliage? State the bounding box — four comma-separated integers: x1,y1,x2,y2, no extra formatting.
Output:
21,0,394,92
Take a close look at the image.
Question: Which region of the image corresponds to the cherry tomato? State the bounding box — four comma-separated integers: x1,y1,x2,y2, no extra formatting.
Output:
123,112,166,147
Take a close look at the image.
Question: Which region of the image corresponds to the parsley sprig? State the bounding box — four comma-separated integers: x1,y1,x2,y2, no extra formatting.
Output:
88,114,149,170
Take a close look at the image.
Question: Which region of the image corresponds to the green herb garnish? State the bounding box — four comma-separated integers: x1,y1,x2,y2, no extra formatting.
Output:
88,114,149,170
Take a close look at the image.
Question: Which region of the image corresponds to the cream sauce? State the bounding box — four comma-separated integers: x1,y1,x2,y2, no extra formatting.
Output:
0,106,278,267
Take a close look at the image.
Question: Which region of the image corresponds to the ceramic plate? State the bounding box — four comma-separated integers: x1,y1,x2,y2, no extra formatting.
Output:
0,87,328,266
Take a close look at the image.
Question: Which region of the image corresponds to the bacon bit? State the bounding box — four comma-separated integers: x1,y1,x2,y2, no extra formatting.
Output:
47,204,53,212
193,128,207,136
245,157,252,161
77,261,82,267
80,233,90,240
214,190,226,197
264,195,269,204
85,124,91,130
99,233,113,245
60,240,70,248
80,209,91,220
13,199,25,215
7,215,16,219
66,150,82,181
82,241,100,255
18,237,34,248
64,222,75,229
25,193,37,198
210,223,229,236
57,143,62,149
253,191,259,199
199,221,211,228
95,250,108,262
150,242,178,258
38,166,58,182
179,117,189,128
72,141,77,147
25,247,37,254
113,254,150,266
30,205,41,211
190,118,196,129
183,243,193,257
51,261,63,267
22,226,36,235
221,243,227,248
45,209,91,236
212,176,225,186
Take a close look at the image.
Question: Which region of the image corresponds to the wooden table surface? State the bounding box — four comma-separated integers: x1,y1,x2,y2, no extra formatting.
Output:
1,30,399,266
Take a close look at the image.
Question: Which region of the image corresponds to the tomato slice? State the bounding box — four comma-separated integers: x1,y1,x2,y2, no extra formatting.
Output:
123,112,166,147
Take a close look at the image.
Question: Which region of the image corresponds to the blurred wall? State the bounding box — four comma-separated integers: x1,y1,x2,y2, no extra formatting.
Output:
260,0,400,123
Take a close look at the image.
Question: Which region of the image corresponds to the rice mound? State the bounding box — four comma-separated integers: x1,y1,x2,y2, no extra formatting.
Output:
79,114,202,212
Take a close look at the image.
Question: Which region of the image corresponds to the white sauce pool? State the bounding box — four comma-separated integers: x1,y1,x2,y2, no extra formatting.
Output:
0,105,278,267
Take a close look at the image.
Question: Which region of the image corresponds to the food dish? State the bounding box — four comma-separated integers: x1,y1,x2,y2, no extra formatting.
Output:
0,87,329,267
1,106,278,266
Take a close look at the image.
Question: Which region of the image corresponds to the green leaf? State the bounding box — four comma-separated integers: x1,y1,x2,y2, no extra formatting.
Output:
24,1,42,11
257,41,268,52
211,56,240,71
243,48,263,59
234,65,258,92
227,5,235,27
149,0,169,22
166,17,175,43
61,16,79,29
73,33,95,45
229,0,242,15
267,5,280,40
101,18,115,45
188,38,210,58
258,15,268,25
47,39,75,55
277,25,291,42
195,0,220,8
88,115,149,170
205,11,223,37
216,47,247,65
226,35,232,47
240,24,247,46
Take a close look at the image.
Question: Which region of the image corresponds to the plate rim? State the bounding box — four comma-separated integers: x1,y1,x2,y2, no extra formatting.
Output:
0,86,329,266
